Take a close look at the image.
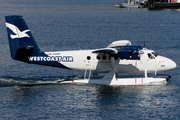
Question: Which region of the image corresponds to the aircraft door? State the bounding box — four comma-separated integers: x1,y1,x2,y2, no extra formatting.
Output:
83,54,97,71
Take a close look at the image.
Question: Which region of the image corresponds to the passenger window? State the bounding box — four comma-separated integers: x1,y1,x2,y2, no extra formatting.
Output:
97,55,100,60
87,56,91,60
102,55,106,60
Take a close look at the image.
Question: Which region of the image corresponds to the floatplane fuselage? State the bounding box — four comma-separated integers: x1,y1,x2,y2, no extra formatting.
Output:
5,15,177,85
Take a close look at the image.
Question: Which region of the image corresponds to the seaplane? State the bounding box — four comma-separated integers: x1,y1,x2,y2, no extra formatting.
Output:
5,15,177,85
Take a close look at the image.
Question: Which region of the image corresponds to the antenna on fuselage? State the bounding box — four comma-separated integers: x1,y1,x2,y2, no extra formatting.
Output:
144,40,146,48
140,40,146,48
78,47,82,50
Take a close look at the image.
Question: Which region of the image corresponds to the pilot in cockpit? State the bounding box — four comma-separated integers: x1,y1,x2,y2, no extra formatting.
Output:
148,53,153,59
148,52,158,59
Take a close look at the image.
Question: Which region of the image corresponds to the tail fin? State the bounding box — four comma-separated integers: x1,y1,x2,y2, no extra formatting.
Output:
5,15,41,63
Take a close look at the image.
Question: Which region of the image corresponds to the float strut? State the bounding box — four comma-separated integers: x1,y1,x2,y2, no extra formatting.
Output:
145,69,148,78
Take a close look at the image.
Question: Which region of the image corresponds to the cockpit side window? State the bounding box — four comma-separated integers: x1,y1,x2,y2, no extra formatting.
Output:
148,53,155,59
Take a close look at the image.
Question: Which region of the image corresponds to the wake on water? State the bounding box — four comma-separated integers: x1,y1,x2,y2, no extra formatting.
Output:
0,75,103,87
0,76,75,87
0,78,60,87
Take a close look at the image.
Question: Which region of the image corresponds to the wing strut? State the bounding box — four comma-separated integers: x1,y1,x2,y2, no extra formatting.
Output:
101,56,118,80
102,69,116,79
110,56,118,73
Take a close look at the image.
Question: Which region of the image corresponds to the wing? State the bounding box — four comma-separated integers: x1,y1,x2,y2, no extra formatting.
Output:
93,46,142,60
107,40,132,48
92,48,118,54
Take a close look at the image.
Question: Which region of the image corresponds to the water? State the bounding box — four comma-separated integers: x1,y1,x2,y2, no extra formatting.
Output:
0,0,180,119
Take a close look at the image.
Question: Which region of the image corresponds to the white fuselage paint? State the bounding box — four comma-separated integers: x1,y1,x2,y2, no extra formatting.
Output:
44,48,176,74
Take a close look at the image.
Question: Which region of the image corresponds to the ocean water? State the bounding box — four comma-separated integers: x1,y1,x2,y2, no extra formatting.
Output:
0,0,180,119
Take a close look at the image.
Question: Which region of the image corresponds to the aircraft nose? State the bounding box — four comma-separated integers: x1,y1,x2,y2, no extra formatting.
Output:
158,56,177,71
171,60,177,70
165,58,177,70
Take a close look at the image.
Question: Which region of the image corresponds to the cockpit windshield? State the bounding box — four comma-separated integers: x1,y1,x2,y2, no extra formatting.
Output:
152,52,158,57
